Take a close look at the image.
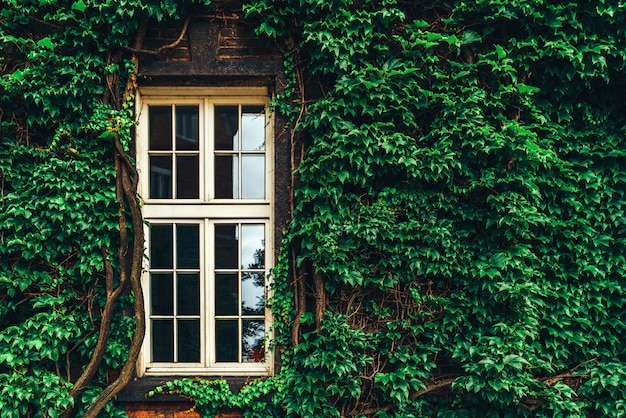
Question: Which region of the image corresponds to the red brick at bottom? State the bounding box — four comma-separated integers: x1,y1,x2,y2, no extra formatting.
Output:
124,402,243,418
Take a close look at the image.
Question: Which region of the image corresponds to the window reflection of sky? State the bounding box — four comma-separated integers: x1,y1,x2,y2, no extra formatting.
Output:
240,224,264,269
242,155,264,199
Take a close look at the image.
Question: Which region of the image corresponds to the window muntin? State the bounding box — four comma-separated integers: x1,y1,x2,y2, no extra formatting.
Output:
214,105,266,199
148,223,202,364
213,223,265,363
148,105,200,199
138,89,272,375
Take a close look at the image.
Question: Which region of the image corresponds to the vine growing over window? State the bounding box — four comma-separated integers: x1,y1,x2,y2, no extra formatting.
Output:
162,0,626,416
0,1,210,416
2,0,626,417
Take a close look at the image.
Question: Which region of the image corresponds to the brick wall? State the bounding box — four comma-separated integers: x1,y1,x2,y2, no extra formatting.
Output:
124,403,243,418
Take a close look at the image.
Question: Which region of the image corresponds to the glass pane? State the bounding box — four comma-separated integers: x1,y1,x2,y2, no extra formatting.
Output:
241,154,265,199
176,224,199,269
149,155,172,199
152,320,174,362
150,224,173,269
151,273,173,315
215,320,238,362
177,273,200,315
175,106,199,150
215,224,238,269
241,224,264,269
177,319,200,362
176,155,199,199
215,273,238,316
242,272,265,315
242,320,264,363
241,106,265,151
215,155,238,199
215,106,238,150
149,106,172,150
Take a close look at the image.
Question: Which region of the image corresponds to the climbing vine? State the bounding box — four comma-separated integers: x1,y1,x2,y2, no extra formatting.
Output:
0,1,210,416
2,0,626,417
160,0,626,416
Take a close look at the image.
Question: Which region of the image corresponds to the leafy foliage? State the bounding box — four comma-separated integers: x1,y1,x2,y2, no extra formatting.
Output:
213,0,625,415
0,0,210,416
2,0,626,416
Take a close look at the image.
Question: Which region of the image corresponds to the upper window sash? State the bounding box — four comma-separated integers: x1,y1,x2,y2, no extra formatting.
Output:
136,90,271,205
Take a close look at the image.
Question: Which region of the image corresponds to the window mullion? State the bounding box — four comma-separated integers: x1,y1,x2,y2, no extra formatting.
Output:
238,104,243,200
206,219,215,367
172,224,178,363
205,99,212,202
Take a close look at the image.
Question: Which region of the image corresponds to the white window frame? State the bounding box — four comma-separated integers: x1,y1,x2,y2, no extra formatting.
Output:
136,87,273,376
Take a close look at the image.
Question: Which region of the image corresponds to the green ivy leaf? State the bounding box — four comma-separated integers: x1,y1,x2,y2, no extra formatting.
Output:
71,0,87,12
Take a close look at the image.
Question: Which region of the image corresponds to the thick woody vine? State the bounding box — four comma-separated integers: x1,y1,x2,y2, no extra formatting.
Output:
0,1,210,417
1,0,626,417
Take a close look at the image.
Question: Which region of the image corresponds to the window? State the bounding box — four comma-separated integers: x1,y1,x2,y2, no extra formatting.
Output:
136,87,272,375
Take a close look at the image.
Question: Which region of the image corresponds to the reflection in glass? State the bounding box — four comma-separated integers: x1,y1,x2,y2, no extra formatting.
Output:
177,273,200,315
151,273,173,315
215,320,238,362
241,224,264,269
176,155,199,199
150,156,172,199
149,106,172,150
241,272,264,315
242,320,264,363
215,224,238,269
176,224,199,269
175,106,199,150
215,273,238,316
178,319,200,362
215,106,238,150
150,224,173,269
241,106,265,151
152,320,174,362
241,154,265,199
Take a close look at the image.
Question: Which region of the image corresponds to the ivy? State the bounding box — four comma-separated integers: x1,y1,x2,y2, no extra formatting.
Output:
238,0,626,415
2,0,626,416
0,0,211,416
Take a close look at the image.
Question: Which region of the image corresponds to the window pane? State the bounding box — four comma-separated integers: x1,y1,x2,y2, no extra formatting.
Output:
176,224,199,269
215,224,238,269
215,320,238,362
242,272,264,315
242,320,264,363
149,106,172,150
176,155,199,199
177,320,200,362
241,154,265,199
152,320,174,362
175,106,199,150
215,106,238,150
177,273,200,315
151,273,173,315
150,224,173,269
149,156,172,199
215,273,238,316
215,155,238,199
241,224,264,269
241,106,265,151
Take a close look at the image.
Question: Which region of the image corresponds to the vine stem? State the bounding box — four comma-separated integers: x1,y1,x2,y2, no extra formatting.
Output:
289,41,308,346
80,25,148,418
83,136,146,418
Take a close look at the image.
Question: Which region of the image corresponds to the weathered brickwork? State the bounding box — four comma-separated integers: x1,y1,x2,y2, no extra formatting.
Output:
124,403,243,418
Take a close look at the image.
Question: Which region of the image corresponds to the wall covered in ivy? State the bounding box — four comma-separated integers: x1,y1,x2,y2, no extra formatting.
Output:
1,0,626,417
